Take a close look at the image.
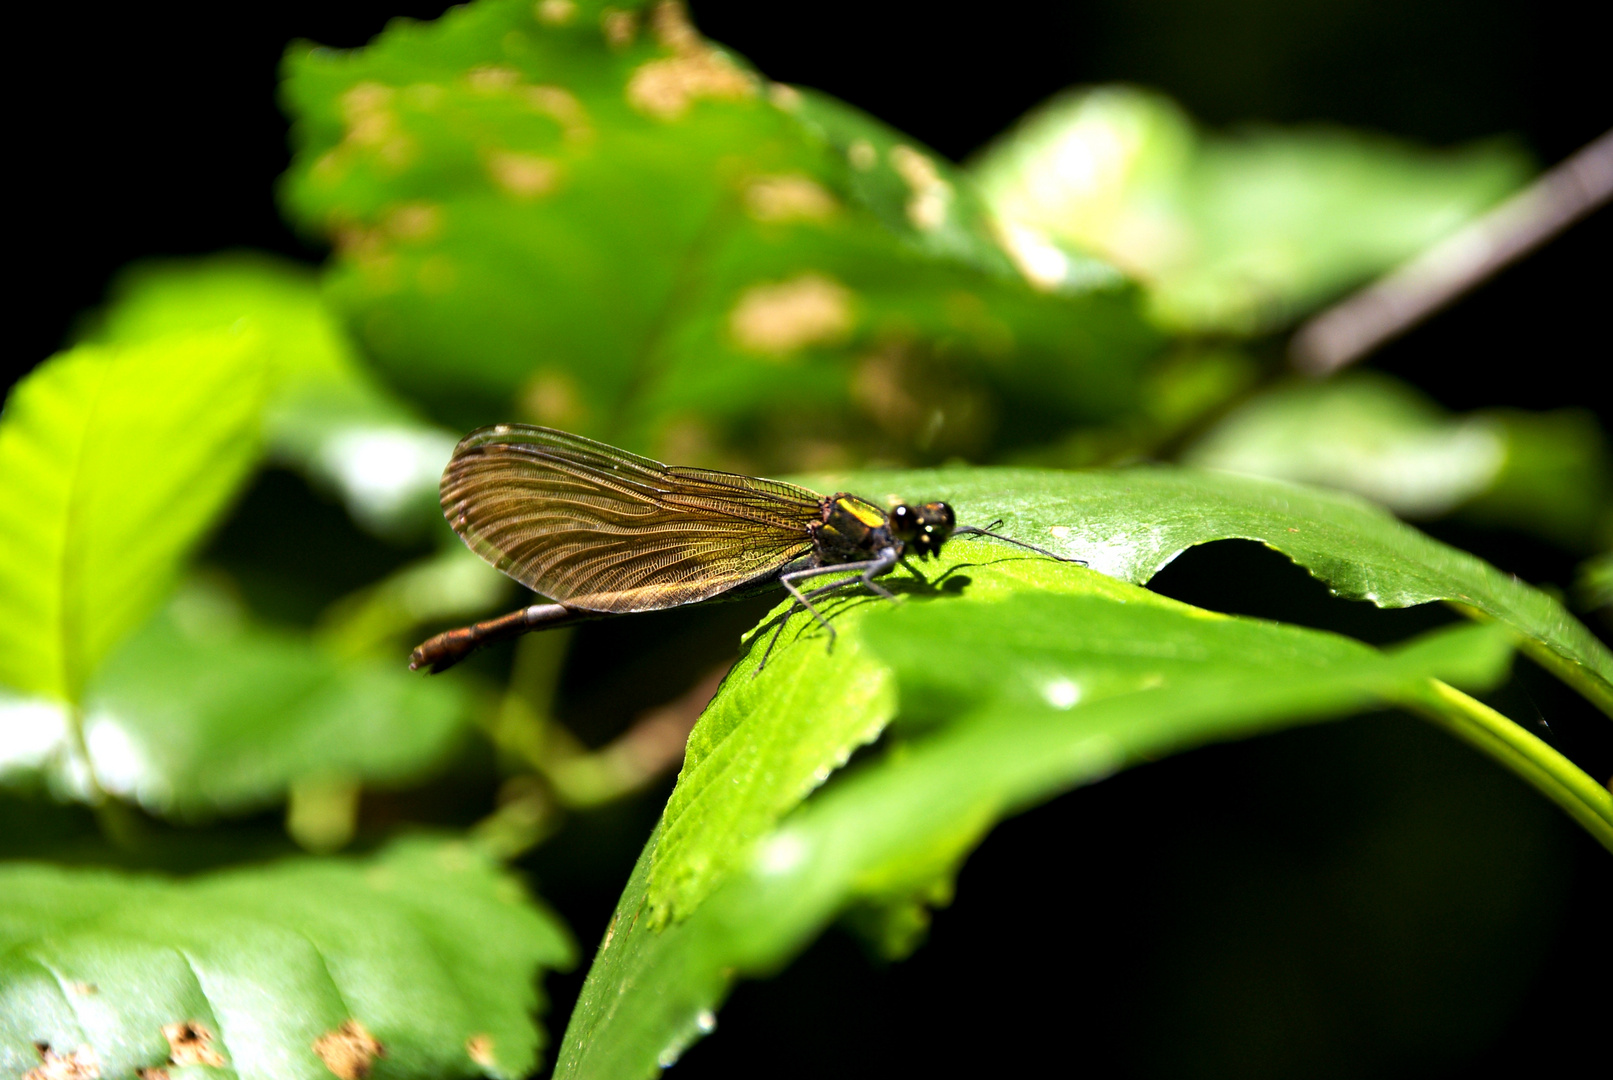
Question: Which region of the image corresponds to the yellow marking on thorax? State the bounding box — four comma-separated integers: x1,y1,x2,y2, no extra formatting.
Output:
835,497,887,528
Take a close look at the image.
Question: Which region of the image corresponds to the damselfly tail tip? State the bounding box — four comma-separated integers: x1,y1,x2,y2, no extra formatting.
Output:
409,634,462,674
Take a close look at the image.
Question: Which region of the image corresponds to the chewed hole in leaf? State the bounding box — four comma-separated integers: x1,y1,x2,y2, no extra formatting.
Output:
24,1044,99,1080
466,1034,496,1068
312,1020,386,1080
161,1020,227,1068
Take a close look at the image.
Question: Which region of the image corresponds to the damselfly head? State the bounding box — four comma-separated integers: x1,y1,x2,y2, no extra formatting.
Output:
890,501,957,558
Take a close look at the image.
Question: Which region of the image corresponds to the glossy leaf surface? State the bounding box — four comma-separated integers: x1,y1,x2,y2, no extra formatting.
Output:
645,463,1611,927
558,604,1519,1079
0,838,573,1080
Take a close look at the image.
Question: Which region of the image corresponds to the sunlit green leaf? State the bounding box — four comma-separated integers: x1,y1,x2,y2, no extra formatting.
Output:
556,611,1519,1079
278,0,1159,468
971,85,1530,333
645,463,1612,927
0,335,267,703
87,253,457,536
0,837,573,1080
1,583,470,819
648,553,1141,924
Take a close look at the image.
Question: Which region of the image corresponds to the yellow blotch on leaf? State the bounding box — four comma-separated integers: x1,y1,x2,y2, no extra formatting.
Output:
339,82,415,170
744,174,838,223
626,1,754,119
729,273,856,356
312,1020,385,1080
488,152,561,197
521,368,587,426
889,144,952,231
600,6,637,49
536,0,576,25
161,1022,226,1068
465,64,522,92
523,85,593,141
466,1035,497,1069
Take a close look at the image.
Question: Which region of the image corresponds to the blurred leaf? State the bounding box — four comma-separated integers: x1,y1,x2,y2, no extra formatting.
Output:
1014,346,1260,467
1458,408,1612,552
1185,373,1507,515
1184,373,1612,549
0,837,573,1080
316,544,514,660
278,0,1159,468
87,253,458,537
0,335,266,703
0,582,470,819
645,463,1611,926
971,85,1531,334
1578,552,1612,611
555,614,1518,1079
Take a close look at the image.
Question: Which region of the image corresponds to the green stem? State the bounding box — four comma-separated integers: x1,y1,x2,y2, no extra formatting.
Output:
1405,678,1613,852
61,701,104,804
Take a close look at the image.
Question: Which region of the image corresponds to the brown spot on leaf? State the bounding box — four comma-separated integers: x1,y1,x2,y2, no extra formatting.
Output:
385,202,442,242
888,145,951,231
626,1,753,119
600,7,637,49
536,0,576,25
522,369,587,426
466,1034,496,1069
134,1069,168,1080
522,85,593,142
847,139,877,171
339,82,415,170
313,1020,385,1080
768,82,802,111
466,64,522,92
67,981,97,996
743,175,838,223
729,273,855,355
25,1043,99,1080
161,1020,226,1067
487,152,561,198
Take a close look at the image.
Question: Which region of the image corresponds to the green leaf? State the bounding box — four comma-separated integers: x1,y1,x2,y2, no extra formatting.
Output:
820,465,1613,709
554,612,1521,1079
0,837,574,1080
86,253,458,537
0,335,267,703
278,0,1159,466
1183,372,1612,549
1,583,470,819
647,551,1143,924
645,463,1612,927
971,85,1531,334
1578,552,1613,611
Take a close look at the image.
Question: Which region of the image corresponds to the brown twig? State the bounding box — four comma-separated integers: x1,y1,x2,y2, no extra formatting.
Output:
1290,128,1613,376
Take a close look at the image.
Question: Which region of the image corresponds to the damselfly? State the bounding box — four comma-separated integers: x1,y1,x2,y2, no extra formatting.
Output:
410,425,1079,672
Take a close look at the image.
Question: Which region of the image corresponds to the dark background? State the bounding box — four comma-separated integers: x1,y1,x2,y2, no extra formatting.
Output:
15,2,1610,1077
